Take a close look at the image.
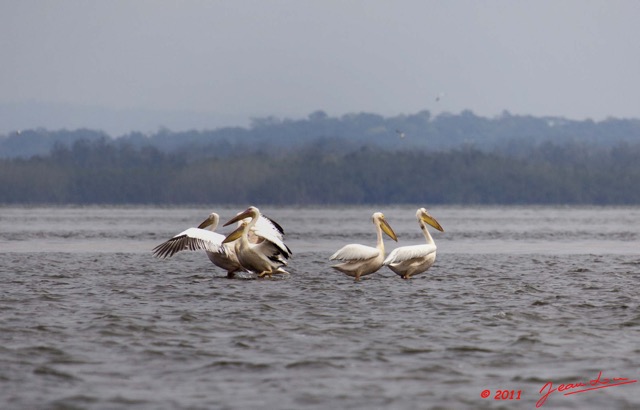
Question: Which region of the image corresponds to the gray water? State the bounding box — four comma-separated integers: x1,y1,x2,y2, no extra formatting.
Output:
1,206,639,409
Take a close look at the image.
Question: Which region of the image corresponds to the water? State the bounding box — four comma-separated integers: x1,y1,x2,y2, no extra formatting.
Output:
1,206,639,409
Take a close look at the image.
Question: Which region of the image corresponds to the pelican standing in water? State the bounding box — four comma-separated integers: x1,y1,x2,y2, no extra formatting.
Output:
330,212,398,281
383,208,444,279
222,206,292,278
152,212,245,278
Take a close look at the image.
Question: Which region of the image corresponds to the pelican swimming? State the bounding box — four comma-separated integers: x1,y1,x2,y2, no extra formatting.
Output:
222,206,292,278
330,212,398,281
383,208,444,279
152,212,244,277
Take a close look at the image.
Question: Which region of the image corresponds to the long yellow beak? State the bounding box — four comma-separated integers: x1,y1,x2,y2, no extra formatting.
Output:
197,218,214,229
421,212,444,232
222,226,244,244
223,209,253,227
381,218,398,241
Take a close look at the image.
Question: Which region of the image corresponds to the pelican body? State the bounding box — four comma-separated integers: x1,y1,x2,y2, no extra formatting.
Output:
223,206,292,278
330,212,398,281
152,212,245,277
383,208,444,279
198,213,245,276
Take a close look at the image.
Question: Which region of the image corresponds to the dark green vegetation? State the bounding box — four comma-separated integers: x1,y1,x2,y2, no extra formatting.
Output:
2,110,640,205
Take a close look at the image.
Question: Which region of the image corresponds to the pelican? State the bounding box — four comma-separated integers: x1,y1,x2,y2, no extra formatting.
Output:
330,212,398,281
383,208,444,279
152,212,244,278
222,206,292,278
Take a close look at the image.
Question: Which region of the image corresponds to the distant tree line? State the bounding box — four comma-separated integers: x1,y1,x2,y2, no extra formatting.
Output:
1,136,640,205
3,110,640,158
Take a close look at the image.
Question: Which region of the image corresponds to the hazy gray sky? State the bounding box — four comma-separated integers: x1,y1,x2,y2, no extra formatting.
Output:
1,1,639,133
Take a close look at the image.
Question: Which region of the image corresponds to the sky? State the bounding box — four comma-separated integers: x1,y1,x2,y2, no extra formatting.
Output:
1,0,639,135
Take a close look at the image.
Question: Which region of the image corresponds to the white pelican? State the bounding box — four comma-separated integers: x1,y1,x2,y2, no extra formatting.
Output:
383,208,444,279
222,206,292,278
152,212,244,278
330,212,398,281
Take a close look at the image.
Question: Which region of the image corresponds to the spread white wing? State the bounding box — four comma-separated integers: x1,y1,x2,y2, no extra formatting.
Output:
153,228,225,259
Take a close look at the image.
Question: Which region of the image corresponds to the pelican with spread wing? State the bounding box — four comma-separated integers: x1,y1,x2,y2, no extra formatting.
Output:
330,212,398,281
152,212,245,277
383,208,444,279
222,206,292,278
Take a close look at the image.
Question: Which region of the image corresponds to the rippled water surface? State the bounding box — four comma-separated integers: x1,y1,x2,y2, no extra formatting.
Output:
1,206,640,409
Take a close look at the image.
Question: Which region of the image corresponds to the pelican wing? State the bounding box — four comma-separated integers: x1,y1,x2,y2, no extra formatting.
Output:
253,241,290,266
253,215,285,241
384,244,436,265
259,215,285,236
251,216,292,257
153,228,225,259
330,244,380,262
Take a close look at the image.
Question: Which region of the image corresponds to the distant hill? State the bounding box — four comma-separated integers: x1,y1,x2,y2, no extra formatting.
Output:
1,109,640,159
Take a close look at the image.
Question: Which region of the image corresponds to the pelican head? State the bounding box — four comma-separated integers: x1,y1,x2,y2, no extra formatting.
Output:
373,212,398,241
222,207,259,244
417,208,444,232
197,212,220,230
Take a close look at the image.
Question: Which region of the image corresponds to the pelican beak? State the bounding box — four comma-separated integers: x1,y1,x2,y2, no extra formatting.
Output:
223,209,252,227
197,218,214,229
421,212,444,232
381,218,398,242
222,226,244,244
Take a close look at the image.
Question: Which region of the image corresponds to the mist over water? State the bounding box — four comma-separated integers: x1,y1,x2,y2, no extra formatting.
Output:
1,206,639,409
